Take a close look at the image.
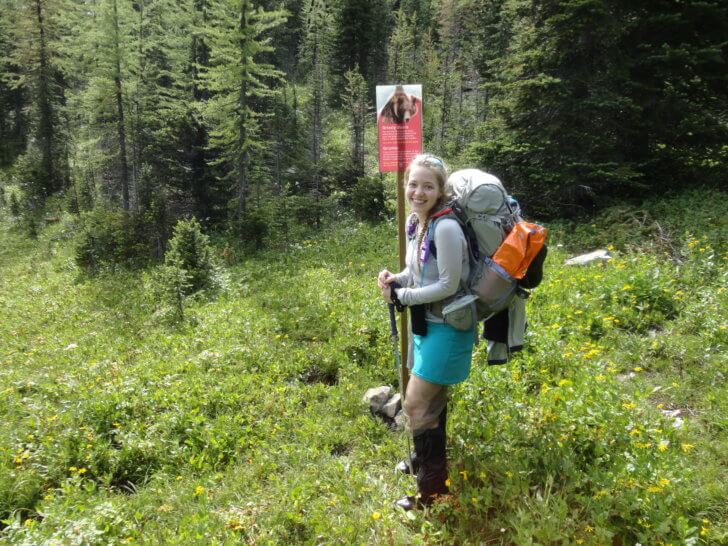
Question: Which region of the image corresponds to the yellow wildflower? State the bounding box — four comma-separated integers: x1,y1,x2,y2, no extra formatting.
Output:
371,511,381,520
459,470,468,481
194,485,206,496
658,440,669,452
681,443,695,452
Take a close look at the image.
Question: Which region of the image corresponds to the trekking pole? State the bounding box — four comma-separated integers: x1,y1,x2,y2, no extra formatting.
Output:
388,286,414,476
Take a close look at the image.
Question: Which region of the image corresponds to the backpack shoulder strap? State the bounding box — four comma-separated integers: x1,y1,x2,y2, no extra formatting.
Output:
428,207,480,271
427,208,454,260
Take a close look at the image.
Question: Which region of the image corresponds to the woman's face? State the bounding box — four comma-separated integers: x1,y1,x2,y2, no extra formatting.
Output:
406,165,442,216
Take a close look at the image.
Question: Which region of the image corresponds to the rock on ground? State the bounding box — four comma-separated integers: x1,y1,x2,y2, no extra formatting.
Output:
565,250,612,266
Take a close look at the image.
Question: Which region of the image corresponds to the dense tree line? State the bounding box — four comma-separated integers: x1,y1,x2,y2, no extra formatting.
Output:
1,0,726,254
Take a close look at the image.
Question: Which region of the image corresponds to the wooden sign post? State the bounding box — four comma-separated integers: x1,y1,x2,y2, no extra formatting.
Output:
376,84,423,395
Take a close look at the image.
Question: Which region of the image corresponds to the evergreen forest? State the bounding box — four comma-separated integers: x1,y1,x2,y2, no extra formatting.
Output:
1,0,727,543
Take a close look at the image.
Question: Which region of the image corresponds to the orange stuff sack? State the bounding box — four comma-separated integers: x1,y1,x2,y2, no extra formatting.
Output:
492,222,548,280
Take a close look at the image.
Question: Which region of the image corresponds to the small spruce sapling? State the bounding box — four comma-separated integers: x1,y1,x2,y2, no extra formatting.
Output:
164,218,216,295
153,218,223,322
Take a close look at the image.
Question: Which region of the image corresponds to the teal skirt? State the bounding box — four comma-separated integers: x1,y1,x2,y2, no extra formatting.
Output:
412,321,475,385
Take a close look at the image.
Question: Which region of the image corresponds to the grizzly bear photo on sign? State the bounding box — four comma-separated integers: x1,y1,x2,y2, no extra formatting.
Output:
380,85,420,124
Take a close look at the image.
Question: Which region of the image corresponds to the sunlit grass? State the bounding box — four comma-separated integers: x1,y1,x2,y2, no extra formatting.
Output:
1,190,726,544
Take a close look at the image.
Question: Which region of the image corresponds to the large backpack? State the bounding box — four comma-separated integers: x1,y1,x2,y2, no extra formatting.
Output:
430,169,547,331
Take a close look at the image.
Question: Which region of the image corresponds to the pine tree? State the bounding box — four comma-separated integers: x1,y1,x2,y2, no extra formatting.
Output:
299,0,333,222
332,0,390,93
128,0,196,214
342,65,368,176
466,0,728,215
620,0,728,188
200,0,287,220
387,8,416,83
0,2,28,167
467,0,639,215
2,0,68,198
68,0,136,210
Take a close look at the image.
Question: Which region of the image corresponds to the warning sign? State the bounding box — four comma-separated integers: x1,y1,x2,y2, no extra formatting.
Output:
376,84,423,172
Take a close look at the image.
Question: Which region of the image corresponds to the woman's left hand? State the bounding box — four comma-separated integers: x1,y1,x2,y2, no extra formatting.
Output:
381,285,393,304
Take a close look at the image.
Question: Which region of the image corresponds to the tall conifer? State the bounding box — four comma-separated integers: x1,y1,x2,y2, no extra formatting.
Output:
200,0,286,219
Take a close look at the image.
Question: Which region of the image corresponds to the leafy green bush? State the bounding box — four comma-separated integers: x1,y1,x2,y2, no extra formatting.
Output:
347,175,386,222
75,209,124,273
74,208,152,273
231,209,269,251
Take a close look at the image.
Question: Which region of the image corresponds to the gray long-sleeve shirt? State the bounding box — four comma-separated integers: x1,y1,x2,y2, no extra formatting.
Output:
393,216,470,321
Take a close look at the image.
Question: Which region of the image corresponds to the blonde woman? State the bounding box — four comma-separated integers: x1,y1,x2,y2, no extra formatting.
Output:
377,154,475,510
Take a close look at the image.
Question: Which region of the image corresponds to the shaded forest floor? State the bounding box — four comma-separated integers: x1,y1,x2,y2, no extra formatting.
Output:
1,189,726,544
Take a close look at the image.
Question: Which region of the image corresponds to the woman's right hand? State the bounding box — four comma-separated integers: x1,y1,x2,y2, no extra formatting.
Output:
377,269,395,289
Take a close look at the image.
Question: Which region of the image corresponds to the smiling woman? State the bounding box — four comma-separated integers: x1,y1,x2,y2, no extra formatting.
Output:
376,154,475,510
406,165,441,218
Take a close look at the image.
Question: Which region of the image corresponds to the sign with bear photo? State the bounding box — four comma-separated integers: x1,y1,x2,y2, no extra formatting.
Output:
376,84,423,172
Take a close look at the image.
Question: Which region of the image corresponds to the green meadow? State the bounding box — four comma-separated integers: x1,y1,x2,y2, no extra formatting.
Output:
1,189,726,544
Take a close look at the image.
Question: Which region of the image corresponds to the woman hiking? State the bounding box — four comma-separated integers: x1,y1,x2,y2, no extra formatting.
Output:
377,154,475,510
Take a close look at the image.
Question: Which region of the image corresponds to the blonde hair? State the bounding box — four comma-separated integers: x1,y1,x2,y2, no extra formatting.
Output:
403,154,451,214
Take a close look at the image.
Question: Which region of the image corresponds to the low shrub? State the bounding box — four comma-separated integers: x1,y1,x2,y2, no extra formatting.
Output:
74,208,151,273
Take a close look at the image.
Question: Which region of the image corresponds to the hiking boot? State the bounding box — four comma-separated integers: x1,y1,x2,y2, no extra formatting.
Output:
393,495,417,511
395,453,419,475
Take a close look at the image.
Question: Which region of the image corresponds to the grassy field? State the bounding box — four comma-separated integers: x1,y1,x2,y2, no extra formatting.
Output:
1,189,726,544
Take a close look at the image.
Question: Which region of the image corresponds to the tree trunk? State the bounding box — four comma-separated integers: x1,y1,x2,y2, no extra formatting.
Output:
35,0,55,196
133,0,145,210
112,0,130,211
235,2,249,220
439,55,450,154
311,35,323,228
